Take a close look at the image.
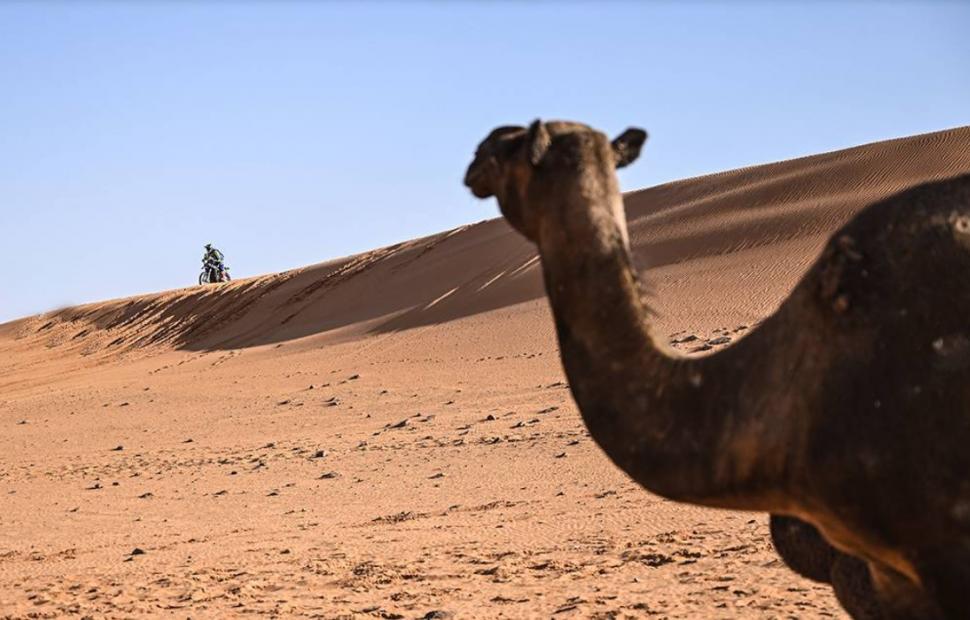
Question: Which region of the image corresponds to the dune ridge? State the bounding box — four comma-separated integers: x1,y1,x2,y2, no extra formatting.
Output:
6,125,969,360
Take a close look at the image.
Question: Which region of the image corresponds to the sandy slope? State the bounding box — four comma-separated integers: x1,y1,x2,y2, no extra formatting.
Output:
1,126,969,618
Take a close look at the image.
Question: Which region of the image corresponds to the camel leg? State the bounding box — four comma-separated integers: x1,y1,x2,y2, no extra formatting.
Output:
769,515,892,618
864,563,943,620
769,515,837,583
830,554,883,619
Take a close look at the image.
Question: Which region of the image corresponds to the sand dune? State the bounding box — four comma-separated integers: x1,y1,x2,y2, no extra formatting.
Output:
2,126,969,617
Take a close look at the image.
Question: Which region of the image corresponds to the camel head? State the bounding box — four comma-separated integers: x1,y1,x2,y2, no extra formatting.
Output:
464,120,647,242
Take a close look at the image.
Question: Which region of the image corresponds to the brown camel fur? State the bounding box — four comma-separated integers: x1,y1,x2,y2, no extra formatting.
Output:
464,119,970,618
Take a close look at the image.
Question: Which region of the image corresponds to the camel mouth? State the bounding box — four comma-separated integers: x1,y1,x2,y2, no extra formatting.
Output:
464,163,493,199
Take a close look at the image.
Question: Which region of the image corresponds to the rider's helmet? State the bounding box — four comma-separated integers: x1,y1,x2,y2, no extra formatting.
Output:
205,243,212,251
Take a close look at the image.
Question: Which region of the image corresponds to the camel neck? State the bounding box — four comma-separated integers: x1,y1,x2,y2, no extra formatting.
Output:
533,193,757,508
536,194,666,386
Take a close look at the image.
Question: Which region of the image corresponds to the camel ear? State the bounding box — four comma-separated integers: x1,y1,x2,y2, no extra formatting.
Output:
612,128,648,168
526,119,551,166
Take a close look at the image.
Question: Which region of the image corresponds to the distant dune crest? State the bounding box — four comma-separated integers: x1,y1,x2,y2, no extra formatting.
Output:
3,125,969,361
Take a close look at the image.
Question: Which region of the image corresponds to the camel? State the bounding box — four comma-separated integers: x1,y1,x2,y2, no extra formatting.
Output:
463,119,970,618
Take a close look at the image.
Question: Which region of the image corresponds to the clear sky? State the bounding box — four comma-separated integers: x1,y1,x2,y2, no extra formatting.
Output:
1,1,968,323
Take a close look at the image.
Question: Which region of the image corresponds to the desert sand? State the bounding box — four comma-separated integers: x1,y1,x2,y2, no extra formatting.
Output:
2,126,970,618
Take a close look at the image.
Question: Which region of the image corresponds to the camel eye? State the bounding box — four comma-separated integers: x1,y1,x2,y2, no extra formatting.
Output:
954,215,970,234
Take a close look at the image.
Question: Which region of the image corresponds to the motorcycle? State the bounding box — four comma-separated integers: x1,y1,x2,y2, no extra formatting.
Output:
199,259,231,285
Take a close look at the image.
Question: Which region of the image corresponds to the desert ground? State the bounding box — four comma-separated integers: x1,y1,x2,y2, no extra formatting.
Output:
2,126,970,618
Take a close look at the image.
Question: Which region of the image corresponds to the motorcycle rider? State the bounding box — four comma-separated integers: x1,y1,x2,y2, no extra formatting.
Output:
202,243,228,282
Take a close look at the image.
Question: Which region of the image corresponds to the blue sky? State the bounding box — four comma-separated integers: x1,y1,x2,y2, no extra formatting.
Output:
1,1,968,323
